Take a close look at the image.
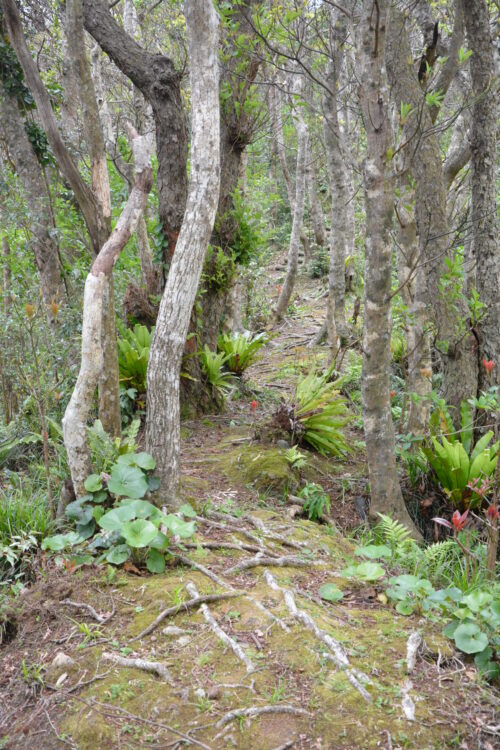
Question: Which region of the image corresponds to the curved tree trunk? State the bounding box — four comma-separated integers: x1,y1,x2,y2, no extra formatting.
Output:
0,85,64,311
464,0,500,392
356,0,419,536
305,141,326,248
63,131,153,496
146,0,220,508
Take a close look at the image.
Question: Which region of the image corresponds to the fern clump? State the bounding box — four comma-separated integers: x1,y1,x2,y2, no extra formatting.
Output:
273,370,350,457
217,332,268,376
117,324,153,392
199,346,236,404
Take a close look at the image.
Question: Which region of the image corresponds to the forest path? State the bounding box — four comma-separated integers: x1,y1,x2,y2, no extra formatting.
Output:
0,268,495,750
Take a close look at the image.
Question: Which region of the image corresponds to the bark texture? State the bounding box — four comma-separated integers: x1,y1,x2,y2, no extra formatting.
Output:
275,110,307,322
63,135,153,496
305,141,326,247
0,87,63,310
386,5,477,416
356,0,418,534
464,0,500,391
81,0,187,261
146,0,220,507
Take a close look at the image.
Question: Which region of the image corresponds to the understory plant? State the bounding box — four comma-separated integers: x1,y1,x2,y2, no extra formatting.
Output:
199,346,236,404
349,514,500,680
423,398,499,510
117,324,153,392
298,482,330,522
42,451,196,573
217,331,268,376
273,370,350,456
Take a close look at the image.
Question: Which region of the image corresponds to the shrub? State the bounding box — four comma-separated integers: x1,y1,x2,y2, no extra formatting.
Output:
199,346,235,403
307,246,329,278
298,482,330,522
217,331,268,376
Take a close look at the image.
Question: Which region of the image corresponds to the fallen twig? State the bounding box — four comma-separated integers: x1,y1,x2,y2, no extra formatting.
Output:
186,582,254,673
102,652,172,683
132,591,242,640
61,598,114,624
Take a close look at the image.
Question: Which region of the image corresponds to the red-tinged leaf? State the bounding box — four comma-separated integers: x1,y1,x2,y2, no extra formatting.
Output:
432,517,452,529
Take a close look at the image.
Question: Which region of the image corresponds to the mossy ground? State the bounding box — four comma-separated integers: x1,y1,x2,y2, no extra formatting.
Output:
1,275,497,749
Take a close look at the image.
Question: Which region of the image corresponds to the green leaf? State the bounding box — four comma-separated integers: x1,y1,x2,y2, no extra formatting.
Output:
121,519,158,548
150,531,169,551
146,549,166,573
462,591,492,613
396,600,414,616
84,474,103,492
341,562,385,581
178,503,197,519
117,452,156,470
318,583,344,602
108,464,148,498
354,544,392,559
147,476,161,492
453,622,489,654
163,514,196,539
98,504,140,532
106,544,131,565
474,647,499,680
41,531,81,551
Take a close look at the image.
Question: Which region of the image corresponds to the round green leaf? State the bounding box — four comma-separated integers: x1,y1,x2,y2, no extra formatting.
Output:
84,474,103,493
121,519,158,548
146,549,166,573
453,622,489,654
462,591,492,613
41,531,81,551
354,544,391,559
98,504,139,531
396,601,414,616
150,531,169,551
108,464,148,499
318,583,344,602
163,514,196,539
117,452,156,471
147,476,161,492
341,562,385,581
178,503,197,519
106,544,131,565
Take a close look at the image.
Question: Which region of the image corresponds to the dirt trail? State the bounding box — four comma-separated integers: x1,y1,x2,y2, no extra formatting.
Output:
1,275,497,749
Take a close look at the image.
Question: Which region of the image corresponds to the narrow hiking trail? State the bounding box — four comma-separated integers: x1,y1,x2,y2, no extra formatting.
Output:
1,270,498,750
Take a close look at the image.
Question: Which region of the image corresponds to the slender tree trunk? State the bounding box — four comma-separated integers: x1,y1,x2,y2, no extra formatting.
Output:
63,131,152,496
146,0,220,508
0,86,63,310
356,0,418,535
274,112,307,322
464,0,500,392
323,22,348,339
386,5,477,416
2,236,10,317
305,141,326,247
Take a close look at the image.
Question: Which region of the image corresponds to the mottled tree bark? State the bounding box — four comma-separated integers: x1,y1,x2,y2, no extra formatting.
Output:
356,0,418,534
274,108,307,322
81,0,187,261
323,10,348,340
63,132,152,496
146,0,220,507
305,141,326,247
0,86,63,310
464,0,500,391
386,5,477,416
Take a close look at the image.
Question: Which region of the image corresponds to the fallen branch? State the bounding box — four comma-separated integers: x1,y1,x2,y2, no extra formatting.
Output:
61,599,114,624
132,591,241,640
186,582,254,673
173,551,232,588
264,570,371,701
216,704,309,728
226,554,318,575
102,652,172,683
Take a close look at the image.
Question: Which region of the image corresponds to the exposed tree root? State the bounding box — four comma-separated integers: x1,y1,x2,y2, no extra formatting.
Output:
226,554,318,575
132,591,242,640
264,570,372,701
102,652,173,683
186,582,254,673
61,598,114,624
